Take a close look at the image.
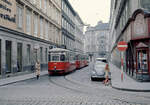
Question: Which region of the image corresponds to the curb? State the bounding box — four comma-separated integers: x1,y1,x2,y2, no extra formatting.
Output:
111,85,150,92
0,77,36,87
0,73,48,87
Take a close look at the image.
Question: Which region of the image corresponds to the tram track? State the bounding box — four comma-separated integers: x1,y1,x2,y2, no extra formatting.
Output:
48,75,89,94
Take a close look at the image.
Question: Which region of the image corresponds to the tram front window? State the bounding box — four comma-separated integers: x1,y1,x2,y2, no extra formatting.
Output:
52,55,59,61
60,54,65,61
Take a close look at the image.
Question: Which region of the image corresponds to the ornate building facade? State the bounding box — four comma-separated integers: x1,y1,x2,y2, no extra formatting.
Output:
109,0,150,81
84,21,109,60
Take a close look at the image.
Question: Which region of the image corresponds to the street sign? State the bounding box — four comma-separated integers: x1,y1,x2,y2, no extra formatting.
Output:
117,41,128,51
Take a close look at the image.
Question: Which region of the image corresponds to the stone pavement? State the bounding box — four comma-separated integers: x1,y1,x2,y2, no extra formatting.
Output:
110,63,150,92
0,70,48,86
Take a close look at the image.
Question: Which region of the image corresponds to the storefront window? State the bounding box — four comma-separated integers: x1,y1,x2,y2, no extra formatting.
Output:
140,0,150,10
137,49,148,73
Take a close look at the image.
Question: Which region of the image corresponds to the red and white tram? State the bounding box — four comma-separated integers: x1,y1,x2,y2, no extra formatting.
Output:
75,54,89,69
48,48,76,75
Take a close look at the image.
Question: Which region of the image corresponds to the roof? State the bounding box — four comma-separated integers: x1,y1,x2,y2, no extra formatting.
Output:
95,23,109,30
86,22,109,31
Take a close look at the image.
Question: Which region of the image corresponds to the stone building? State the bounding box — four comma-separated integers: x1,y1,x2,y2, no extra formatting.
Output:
0,0,61,78
84,21,109,60
61,0,76,51
74,12,84,53
109,0,150,81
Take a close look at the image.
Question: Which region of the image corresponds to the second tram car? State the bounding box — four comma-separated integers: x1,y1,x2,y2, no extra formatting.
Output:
48,48,76,75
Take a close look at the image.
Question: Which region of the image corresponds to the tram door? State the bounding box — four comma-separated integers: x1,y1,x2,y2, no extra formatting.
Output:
136,48,149,75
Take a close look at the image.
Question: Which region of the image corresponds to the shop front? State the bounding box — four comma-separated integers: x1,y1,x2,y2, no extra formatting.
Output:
125,9,150,81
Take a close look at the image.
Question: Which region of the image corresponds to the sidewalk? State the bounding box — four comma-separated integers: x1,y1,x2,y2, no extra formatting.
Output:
0,70,48,86
110,63,150,92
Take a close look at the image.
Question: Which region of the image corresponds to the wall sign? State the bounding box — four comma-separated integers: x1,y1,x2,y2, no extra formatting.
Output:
0,0,16,23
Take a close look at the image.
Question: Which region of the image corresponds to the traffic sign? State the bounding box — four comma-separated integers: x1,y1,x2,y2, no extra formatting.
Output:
117,41,128,51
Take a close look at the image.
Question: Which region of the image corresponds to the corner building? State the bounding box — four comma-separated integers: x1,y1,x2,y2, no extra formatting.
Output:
109,0,150,81
0,0,61,78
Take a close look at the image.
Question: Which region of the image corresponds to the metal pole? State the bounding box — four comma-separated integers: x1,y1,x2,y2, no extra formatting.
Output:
121,52,123,82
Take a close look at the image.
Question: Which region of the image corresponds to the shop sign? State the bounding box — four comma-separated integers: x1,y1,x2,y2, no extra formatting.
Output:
0,0,16,23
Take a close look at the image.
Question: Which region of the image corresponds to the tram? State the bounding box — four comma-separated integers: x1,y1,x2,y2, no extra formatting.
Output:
48,48,76,75
75,54,89,69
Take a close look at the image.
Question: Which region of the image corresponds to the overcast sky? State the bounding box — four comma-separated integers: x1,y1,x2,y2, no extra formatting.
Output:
69,0,111,26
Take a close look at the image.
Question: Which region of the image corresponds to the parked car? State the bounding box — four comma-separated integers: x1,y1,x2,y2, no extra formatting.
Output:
91,58,110,81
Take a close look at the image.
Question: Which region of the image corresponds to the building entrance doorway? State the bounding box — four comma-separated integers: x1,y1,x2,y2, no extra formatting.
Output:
6,40,12,74
0,40,1,75
136,48,149,79
17,43,22,72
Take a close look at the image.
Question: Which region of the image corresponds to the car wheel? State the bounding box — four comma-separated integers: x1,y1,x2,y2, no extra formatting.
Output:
91,77,95,81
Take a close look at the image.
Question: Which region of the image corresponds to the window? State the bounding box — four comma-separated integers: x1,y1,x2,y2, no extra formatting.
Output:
52,55,59,61
26,10,31,34
33,0,36,4
60,54,65,61
40,47,43,62
17,6,23,29
34,14,38,37
48,52,51,61
40,17,43,38
45,48,47,62
39,0,42,8
27,44,31,64
45,21,48,39
140,0,150,10
44,0,47,13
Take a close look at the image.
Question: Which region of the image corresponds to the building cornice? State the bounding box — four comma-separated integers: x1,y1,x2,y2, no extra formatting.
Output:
63,0,76,16
51,0,61,11
0,25,60,47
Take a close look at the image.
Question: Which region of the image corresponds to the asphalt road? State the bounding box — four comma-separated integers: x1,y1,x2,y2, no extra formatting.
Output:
0,65,150,105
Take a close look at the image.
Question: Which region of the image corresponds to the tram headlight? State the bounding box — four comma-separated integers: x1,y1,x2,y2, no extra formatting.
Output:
54,66,56,70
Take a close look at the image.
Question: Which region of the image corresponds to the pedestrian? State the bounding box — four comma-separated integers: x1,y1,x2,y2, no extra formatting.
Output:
35,60,40,80
104,63,110,86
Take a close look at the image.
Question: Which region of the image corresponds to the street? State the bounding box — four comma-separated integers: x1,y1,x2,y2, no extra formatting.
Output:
0,65,150,105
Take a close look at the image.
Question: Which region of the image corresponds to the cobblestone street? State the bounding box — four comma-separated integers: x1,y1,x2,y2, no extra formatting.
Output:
0,66,150,105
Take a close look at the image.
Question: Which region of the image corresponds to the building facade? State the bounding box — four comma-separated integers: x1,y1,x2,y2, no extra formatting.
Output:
0,0,61,78
84,21,109,60
109,0,150,81
61,0,76,51
74,13,84,53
